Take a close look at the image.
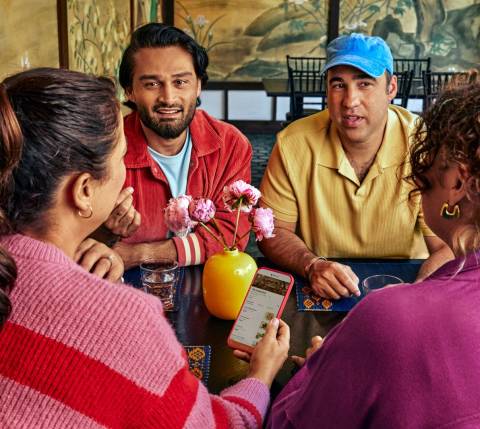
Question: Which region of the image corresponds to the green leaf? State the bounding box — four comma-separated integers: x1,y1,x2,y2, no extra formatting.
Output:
288,19,306,32
150,0,158,22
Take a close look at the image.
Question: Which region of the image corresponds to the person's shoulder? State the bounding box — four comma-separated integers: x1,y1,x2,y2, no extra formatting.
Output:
350,282,433,341
276,110,330,149
123,111,137,131
280,110,330,139
388,105,419,132
192,109,249,148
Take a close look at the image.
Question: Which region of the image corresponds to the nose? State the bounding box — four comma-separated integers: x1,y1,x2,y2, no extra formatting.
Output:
342,86,361,109
158,83,176,106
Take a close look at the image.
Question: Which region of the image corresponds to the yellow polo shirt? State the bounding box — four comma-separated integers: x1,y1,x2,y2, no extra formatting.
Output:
260,105,434,259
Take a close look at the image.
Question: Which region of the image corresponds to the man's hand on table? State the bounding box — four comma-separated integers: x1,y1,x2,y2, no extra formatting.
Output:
308,259,360,300
104,187,141,238
233,318,290,388
291,335,324,367
75,238,124,282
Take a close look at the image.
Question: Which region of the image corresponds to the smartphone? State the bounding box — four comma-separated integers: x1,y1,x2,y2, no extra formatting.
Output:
227,267,294,353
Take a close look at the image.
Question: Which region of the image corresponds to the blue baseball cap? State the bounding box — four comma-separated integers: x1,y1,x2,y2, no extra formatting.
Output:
322,33,393,78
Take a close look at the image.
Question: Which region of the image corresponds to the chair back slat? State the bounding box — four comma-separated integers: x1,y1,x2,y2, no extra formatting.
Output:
422,71,469,110
394,58,431,79
393,70,413,108
286,55,326,121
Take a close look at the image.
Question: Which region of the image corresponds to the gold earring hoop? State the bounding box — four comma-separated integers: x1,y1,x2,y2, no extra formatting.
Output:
78,205,93,219
440,202,460,219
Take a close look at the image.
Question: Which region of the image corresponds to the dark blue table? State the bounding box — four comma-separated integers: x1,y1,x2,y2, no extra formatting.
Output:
124,258,423,393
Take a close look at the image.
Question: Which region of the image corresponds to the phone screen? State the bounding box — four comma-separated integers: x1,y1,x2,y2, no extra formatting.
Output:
229,269,292,348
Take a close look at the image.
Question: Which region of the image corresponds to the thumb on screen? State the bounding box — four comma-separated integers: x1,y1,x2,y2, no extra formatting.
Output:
263,317,279,338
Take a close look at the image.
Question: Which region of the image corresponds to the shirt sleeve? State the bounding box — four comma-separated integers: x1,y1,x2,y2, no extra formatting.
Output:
259,138,299,224
417,203,436,237
173,132,252,266
267,297,387,428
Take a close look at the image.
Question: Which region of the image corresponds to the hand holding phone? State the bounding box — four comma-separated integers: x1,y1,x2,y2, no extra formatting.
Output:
228,267,294,353
244,317,290,387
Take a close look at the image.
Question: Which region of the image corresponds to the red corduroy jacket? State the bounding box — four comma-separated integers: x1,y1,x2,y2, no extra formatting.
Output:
122,110,252,266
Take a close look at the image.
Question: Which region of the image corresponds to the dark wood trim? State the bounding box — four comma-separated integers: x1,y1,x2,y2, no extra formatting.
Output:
162,0,174,25
228,120,282,135
272,96,277,121
130,0,135,31
57,0,69,68
224,89,229,120
327,0,340,44
206,81,264,90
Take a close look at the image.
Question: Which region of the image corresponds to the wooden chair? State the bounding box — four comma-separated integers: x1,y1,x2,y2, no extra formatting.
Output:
286,55,326,122
394,58,431,80
392,70,413,108
422,71,469,111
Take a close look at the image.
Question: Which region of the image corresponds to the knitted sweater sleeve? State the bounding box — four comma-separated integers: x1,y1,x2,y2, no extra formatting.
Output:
0,236,269,428
113,289,270,429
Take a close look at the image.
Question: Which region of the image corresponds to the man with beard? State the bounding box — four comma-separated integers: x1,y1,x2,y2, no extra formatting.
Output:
106,23,252,268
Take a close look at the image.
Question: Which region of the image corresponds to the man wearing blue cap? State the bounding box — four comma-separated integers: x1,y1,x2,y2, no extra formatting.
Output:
259,33,452,299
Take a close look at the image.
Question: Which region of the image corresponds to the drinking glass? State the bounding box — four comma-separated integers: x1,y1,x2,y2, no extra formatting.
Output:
140,259,178,311
362,274,403,295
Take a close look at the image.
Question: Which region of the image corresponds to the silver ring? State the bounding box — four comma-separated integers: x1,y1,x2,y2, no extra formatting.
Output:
103,255,114,265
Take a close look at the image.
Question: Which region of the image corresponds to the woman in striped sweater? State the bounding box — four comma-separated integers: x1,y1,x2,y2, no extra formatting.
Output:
0,68,289,428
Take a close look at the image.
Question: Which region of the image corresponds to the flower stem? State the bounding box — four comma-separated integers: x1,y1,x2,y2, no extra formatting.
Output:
200,222,227,249
211,218,229,248
237,230,250,243
232,202,242,249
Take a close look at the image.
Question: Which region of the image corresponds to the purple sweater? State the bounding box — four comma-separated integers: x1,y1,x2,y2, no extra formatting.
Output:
0,234,269,428
268,252,480,428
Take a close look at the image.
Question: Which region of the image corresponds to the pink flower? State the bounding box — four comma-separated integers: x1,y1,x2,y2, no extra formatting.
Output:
223,180,261,213
250,207,275,241
189,198,216,223
164,195,196,236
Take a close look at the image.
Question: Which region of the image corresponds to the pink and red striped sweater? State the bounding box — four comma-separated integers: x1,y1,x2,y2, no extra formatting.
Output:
0,234,269,428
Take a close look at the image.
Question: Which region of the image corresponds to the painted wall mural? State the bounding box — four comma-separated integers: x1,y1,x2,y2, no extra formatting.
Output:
0,0,477,82
0,0,59,80
133,0,165,27
67,0,130,77
173,0,329,81
339,0,479,72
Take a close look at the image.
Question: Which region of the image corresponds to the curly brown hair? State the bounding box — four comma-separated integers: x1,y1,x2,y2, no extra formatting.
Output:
409,70,480,251
410,71,480,190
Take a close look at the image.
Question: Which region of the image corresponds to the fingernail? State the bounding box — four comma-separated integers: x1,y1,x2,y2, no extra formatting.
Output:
271,317,279,328
127,187,134,193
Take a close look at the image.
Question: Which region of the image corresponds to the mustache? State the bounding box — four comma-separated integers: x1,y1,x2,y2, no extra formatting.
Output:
153,103,183,111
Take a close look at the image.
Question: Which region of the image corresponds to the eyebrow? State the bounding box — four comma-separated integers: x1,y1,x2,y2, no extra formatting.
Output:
328,74,377,85
138,72,194,81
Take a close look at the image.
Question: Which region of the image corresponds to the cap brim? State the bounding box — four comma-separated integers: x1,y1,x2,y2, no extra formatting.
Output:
321,54,388,78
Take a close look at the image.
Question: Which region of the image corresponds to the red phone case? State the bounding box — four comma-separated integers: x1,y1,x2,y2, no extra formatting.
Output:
227,267,294,353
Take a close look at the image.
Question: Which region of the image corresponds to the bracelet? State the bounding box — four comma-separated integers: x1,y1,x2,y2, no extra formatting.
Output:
304,256,328,277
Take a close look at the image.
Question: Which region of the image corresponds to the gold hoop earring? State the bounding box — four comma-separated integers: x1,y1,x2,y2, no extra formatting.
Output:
440,202,460,219
78,205,93,219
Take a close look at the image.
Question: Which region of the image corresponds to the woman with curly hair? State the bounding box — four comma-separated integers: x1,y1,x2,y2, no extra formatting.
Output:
267,71,480,428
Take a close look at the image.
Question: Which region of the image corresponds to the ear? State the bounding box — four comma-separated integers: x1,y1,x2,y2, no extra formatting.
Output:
387,74,398,102
125,86,135,104
196,78,202,99
71,172,95,212
448,163,469,204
